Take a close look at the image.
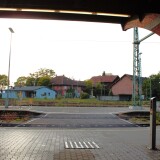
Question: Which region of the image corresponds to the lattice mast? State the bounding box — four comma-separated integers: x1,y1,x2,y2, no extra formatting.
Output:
132,27,142,106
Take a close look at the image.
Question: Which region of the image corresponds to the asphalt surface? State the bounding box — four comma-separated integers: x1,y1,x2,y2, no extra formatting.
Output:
0,106,142,128
14,113,137,128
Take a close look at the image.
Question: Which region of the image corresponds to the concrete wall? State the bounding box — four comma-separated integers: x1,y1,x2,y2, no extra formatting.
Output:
98,96,120,101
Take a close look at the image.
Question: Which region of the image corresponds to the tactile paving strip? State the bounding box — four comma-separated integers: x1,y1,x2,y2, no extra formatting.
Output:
65,141,100,149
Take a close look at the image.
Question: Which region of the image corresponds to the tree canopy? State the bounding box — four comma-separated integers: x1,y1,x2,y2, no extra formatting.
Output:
0,74,8,86
15,68,55,87
142,72,160,100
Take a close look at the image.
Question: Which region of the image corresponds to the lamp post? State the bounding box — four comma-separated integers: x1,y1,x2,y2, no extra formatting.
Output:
5,27,14,108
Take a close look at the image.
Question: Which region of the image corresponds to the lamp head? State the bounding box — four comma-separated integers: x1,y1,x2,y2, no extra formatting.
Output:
9,27,14,33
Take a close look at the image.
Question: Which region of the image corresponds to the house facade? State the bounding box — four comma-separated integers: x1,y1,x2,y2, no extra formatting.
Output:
2,86,56,99
111,74,134,101
90,74,120,95
51,75,85,97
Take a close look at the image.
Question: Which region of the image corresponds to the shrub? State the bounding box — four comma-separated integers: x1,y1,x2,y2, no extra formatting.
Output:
80,92,90,99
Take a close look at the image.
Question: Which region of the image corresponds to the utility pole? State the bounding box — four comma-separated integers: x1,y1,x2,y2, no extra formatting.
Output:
132,27,142,107
5,27,14,108
132,27,154,108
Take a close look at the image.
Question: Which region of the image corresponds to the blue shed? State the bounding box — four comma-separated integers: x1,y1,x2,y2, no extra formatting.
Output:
2,86,56,99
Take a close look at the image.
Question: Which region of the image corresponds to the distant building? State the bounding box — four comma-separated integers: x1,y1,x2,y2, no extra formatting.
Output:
51,75,85,97
111,74,133,101
111,74,146,101
2,86,56,99
90,75,120,95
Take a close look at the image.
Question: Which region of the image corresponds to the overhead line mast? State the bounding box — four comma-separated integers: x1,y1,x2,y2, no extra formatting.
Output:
132,28,154,108
132,27,142,107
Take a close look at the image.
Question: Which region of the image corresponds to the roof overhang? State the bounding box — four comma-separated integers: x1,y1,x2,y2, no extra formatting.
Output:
0,0,159,35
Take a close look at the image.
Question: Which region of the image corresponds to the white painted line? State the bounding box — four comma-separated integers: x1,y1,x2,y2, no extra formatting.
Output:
120,118,134,125
15,118,40,127
88,142,94,148
43,114,48,117
112,113,134,125
74,142,79,148
92,142,100,148
79,142,84,148
65,142,69,148
69,141,73,148
83,141,89,148
24,118,40,124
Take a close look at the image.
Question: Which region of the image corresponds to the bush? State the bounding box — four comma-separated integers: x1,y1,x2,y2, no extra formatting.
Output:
157,112,160,121
80,92,89,99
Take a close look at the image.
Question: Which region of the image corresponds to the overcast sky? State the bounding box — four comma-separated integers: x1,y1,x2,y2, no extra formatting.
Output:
0,18,160,85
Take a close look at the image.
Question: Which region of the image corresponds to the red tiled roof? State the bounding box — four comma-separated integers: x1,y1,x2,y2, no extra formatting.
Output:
90,75,119,84
51,75,84,86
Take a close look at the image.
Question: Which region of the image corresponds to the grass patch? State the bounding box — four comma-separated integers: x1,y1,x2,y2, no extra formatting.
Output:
0,98,150,107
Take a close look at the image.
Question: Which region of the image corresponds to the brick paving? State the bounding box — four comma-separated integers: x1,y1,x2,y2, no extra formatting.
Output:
0,127,160,160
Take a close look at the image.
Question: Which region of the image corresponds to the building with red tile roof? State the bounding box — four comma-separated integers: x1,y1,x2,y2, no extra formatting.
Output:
111,74,146,101
90,74,120,96
51,75,85,97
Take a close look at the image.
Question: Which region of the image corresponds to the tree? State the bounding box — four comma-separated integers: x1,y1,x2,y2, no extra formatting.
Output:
30,68,55,78
29,68,55,86
14,76,27,86
95,82,103,96
84,80,93,95
26,77,37,86
0,74,8,86
142,72,160,100
37,76,51,87
16,68,56,87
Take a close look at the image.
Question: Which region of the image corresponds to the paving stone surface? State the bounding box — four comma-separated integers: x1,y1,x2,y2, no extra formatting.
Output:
0,106,159,159
0,127,160,160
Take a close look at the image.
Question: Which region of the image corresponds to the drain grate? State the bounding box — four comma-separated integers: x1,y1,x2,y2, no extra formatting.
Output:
65,141,100,149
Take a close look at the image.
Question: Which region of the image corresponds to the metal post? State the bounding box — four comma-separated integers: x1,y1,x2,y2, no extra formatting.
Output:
132,30,154,108
149,97,157,150
5,27,14,108
132,27,142,106
150,78,152,98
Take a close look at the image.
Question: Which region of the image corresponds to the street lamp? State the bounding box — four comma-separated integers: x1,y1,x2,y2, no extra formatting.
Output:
5,27,14,108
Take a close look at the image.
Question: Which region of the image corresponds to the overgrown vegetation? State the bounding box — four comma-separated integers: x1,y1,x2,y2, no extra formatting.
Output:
0,111,29,123
80,92,90,99
0,98,150,107
0,111,42,123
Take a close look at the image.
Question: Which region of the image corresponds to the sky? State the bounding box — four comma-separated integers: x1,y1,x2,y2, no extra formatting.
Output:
0,18,160,85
